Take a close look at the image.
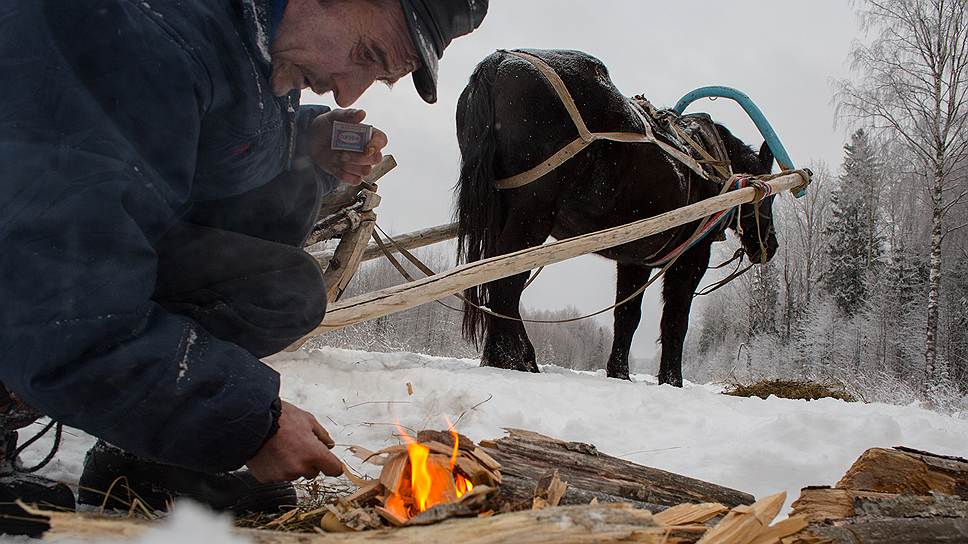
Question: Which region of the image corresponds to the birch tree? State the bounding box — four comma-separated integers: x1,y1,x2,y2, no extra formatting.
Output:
837,0,968,392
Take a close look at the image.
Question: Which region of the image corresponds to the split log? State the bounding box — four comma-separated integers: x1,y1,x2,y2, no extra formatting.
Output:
479,429,753,512
37,503,712,543
791,486,968,523
787,446,968,543
836,447,968,498
790,486,898,522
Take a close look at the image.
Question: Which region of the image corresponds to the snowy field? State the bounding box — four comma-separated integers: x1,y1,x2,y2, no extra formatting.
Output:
13,346,968,542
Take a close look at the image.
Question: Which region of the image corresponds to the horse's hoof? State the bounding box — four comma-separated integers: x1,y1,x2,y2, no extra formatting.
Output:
480,359,540,373
658,376,684,388
607,373,632,381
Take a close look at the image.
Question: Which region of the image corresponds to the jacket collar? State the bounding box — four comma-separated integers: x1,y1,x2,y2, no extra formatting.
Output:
239,0,288,66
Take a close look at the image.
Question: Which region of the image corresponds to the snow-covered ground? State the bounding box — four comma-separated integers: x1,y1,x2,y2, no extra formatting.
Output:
14,346,968,542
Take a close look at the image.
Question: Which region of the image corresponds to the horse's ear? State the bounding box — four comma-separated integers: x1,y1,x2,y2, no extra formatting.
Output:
758,142,775,173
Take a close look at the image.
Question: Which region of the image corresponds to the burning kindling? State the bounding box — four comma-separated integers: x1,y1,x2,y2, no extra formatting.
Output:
344,428,502,527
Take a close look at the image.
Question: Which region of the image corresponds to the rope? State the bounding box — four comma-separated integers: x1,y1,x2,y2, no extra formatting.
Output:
374,222,679,324
14,420,63,473
695,260,754,297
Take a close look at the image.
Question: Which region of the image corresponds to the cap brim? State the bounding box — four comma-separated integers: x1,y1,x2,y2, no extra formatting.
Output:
400,0,439,104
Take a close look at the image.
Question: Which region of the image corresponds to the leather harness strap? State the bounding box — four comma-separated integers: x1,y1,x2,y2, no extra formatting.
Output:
494,51,711,190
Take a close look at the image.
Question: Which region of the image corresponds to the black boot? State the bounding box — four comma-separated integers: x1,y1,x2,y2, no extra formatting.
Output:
78,441,297,515
0,430,76,538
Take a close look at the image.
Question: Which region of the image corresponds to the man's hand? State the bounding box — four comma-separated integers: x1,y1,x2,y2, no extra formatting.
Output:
309,109,388,186
246,401,343,483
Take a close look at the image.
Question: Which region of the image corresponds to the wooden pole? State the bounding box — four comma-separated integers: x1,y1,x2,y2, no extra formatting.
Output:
297,171,809,340
311,223,459,265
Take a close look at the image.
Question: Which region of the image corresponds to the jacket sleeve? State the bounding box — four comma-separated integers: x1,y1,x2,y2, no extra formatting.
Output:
0,2,280,472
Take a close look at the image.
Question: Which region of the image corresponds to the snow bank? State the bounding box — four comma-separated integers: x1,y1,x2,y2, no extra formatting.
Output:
10,346,967,542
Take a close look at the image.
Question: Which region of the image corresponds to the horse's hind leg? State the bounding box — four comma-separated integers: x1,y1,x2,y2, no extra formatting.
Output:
606,263,652,380
658,243,712,387
480,209,556,373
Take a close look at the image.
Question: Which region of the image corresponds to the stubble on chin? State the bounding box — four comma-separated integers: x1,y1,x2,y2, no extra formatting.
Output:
270,61,299,96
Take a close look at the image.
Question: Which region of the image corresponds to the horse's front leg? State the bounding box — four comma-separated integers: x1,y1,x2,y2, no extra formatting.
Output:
658,243,712,387
606,263,652,380
480,270,538,372
480,212,555,373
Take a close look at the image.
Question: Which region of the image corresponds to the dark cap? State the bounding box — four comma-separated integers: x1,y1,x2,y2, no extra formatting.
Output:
399,0,489,103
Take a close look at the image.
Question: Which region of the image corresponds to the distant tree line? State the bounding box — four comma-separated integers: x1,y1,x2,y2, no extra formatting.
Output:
688,128,967,412
687,0,968,412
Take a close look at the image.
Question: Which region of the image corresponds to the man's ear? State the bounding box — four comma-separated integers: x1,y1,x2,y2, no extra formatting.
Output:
759,141,775,173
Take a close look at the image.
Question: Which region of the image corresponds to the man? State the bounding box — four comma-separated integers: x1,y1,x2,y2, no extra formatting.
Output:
0,0,487,533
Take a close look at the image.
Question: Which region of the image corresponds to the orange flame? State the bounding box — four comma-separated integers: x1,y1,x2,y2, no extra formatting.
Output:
387,420,475,519
408,441,433,511
446,421,474,498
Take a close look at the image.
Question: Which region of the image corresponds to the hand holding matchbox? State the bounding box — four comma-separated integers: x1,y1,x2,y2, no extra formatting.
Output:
332,121,374,153
312,109,387,186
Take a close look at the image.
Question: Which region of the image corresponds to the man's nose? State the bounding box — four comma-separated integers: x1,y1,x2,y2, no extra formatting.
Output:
332,73,375,107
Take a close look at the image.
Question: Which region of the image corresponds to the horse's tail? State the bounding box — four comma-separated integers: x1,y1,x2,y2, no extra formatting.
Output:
454,52,505,347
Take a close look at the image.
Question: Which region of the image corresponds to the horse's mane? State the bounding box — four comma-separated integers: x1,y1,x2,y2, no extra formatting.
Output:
714,123,763,174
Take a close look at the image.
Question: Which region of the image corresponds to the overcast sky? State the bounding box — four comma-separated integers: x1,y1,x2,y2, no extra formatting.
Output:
301,0,860,361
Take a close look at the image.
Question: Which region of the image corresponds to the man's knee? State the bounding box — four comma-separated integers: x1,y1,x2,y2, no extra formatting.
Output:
285,249,328,333
153,225,328,357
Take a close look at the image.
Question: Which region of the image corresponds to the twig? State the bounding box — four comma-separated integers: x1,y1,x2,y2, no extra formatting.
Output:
620,446,686,457
359,421,418,434
343,400,411,410
450,394,495,429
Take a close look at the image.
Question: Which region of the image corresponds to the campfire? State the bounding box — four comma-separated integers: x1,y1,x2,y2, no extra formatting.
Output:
381,428,481,521
339,428,503,528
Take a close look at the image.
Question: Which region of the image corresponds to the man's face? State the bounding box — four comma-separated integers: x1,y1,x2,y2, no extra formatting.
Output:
270,0,421,106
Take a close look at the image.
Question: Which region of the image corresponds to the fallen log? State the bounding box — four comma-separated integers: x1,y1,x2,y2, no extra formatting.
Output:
479,429,754,511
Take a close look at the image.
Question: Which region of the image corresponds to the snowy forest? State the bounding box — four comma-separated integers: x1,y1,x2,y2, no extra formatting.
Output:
319,0,968,413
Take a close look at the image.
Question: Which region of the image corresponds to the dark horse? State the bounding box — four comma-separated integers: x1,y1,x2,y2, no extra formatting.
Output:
454,49,779,386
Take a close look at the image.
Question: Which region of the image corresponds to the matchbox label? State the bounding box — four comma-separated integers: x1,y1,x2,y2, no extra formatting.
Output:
332,121,373,153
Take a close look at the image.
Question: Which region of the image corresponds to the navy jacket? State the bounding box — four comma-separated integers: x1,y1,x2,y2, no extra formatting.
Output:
0,0,336,471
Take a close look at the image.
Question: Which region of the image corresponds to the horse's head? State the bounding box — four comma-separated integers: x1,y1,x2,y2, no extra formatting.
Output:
716,125,779,263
